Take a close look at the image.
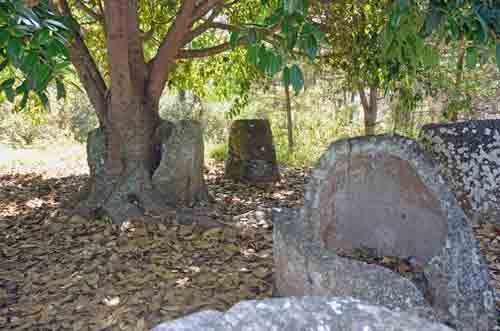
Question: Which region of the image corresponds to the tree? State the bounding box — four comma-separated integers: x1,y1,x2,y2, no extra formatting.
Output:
384,0,500,90
1,0,321,223
313,0,390,135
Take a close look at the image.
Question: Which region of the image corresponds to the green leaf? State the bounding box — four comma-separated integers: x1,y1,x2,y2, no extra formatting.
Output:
32,62,51,91
267,53,282,76
248,28,257,44
35,28,51,46
0,78,15,90
496,43,500,71
424,9,443,36
284,0,300,15
229,31,240,48
7,38,22,62
304,35,318,60
1,78,15,102
257,46,269,72
465,47,477,68
37,91,49,109
475,12,489,44
447,17,459,40
310,24,325,42
289,64,304,94
247,45,259,66
422,46,439,67
5,87,15,103
286,25,298,50
21,52,38,73
0,29,9,47
56,79,66,100
44,19,68,31
0,59,7,73
282,66,290,88
19,92,29,109
16,81,28,95
45,39,69,58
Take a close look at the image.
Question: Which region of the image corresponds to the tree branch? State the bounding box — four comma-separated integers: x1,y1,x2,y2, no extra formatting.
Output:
58,0,108,125
127,0,147,96
177,41,239,59
147,0,197,102
190,0,225,25
75,0,104,23
179,23,281,59
182,6,222,44
184,21,239,46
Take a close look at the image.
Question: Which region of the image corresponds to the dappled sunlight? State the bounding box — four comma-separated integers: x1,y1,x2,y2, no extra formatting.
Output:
0,143,88,178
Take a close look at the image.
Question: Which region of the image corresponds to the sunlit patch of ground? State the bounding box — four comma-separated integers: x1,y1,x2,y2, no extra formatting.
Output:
0,143,88,178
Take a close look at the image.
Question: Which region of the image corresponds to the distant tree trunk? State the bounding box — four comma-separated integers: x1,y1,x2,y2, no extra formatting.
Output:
359,87,378,135
285,84,294,152
444,34,465,122
194,95,204,123
178,89,187,103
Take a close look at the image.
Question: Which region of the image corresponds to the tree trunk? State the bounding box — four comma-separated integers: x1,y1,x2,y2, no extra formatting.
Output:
71,0,210,224
285,84,294,152
80,101,209,224
359,87,378,135
58,0,242,225
78,98,163,222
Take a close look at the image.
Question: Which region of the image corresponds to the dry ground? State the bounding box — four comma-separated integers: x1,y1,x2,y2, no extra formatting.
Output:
0,148,499,330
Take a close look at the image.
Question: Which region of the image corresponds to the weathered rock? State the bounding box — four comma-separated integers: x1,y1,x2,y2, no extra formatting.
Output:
420,120,500,225
152,120,175,171
273,135,496,330
225,119,279,183
153,296,453,331
152,120,208,205
87,127,106,178
77,127,108,206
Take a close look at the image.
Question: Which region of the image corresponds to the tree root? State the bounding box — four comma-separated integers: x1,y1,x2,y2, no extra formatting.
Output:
71,172,222,229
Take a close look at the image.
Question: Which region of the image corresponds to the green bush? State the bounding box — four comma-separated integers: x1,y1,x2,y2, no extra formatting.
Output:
0,84,98,147
0,111,44,147
207,143,228,162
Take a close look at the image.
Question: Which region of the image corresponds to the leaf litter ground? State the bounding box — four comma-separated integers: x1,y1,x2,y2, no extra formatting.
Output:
0,161,498,330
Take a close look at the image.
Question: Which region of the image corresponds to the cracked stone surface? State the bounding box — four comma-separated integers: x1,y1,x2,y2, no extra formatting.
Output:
153,296,453,331
273,135,496,330
152,120,208,204
420,120,500,225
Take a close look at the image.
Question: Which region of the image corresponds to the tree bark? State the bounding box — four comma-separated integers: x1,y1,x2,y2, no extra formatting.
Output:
72,1,187,223
444,34,465,122
359,87,378,135
284,84,294,152
62,0,244,224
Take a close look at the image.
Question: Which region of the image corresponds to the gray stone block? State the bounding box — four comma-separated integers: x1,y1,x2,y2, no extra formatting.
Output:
225,119,279,183
273,135,496,330
420,120,500,225
153,296,453,331
152,120,208,205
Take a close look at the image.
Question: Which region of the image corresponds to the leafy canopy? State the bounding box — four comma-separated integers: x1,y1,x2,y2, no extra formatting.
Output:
1,0,324,111
0,0,73,108
385,0,500,72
